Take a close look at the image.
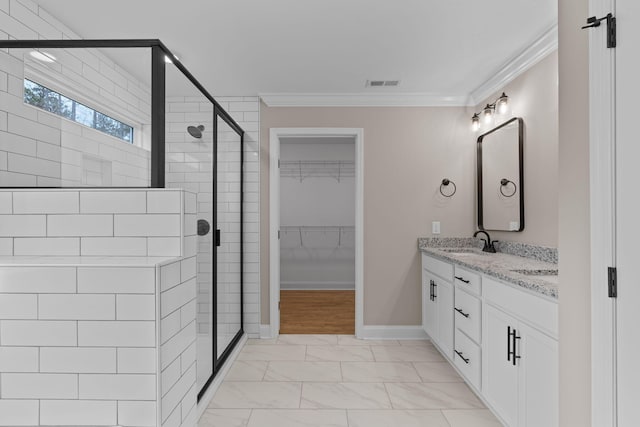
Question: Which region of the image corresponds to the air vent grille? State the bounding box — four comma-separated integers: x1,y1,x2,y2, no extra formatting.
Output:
366,80,400,87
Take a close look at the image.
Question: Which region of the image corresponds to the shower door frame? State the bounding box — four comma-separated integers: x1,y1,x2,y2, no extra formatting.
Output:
0,39,246,400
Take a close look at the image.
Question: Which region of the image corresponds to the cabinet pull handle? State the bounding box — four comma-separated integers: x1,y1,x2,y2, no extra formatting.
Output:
429,280,434,301
433,282,437,300
507,326,512,362
454,307,470,318
455,350,470,364
455,276,470,284
512,329,521,366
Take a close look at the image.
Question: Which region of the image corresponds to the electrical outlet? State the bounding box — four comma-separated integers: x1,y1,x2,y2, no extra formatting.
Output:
432,221,441,235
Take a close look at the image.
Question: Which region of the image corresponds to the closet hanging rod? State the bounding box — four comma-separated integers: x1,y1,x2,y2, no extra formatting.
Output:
280,160,355,182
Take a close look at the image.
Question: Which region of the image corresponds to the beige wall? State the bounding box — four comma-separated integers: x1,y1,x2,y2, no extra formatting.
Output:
475,52,559,247
260,106,475,324
558,0,591,425
259,52,560,326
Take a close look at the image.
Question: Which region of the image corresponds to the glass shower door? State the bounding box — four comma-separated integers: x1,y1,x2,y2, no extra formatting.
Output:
215,112,243,361
164,63,215,392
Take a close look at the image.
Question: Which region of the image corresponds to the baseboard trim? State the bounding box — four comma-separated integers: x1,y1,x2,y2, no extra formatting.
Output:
196,334,248,419
259,324,273,339
281,282,355,290
359,325,428,340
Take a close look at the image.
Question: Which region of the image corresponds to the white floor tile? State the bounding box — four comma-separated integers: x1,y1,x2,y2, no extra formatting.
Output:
246,338,278,345
413,361,464,382
247,409,348,427
237,345,306,361
442,409,504,427
305,345,374,362
385,382,484,409
336,335,399,346
224,361,269,381
198,409,251,427
347,409,450,427
264,361,342,382
210,382,302,409
340,362,421,383
371,345,445,362
300,382,391,409
277,335,338,346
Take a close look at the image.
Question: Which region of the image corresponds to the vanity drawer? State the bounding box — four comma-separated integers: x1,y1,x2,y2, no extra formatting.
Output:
454,265,481,295
454,288,482,343
422,253,453,282
454,329,481,390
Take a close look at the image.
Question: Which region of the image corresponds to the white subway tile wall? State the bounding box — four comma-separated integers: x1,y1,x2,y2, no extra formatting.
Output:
165,96,260,340
0,187,202,427
0,0,152,187
0,189,185,257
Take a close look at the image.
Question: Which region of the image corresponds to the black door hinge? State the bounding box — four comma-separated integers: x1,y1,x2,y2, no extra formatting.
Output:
278,159,280,168
608,267,617,298
582,13,616,48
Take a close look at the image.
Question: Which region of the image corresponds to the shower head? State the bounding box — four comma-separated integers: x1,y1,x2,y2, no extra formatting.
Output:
187,125,205,139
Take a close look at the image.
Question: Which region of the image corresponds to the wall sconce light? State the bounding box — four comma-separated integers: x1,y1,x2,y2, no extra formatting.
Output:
471,92,510,132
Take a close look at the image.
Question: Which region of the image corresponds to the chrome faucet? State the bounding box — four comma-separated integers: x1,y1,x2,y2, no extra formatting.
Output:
473,230,497,253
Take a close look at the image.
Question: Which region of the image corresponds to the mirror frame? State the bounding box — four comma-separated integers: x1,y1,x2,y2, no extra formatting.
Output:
477,116,524,231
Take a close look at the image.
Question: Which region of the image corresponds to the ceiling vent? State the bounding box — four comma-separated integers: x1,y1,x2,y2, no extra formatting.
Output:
366,80,400,87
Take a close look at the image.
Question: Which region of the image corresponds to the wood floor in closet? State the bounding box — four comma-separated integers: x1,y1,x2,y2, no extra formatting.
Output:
280,290,355,334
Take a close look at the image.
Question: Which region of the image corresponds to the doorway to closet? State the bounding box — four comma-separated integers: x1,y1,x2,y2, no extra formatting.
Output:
279,136,356,333
269,128,364,338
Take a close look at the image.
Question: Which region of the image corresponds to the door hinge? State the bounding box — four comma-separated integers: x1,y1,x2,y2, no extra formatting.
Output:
582,13,616,48
278,159,280,168
608,266,617,298
278,301,281,310
278,230,280,240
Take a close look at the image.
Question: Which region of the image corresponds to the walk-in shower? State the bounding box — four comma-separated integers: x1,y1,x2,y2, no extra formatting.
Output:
0,39,245,401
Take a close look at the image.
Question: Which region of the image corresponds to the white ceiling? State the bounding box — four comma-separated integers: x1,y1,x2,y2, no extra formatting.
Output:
33,0,557,100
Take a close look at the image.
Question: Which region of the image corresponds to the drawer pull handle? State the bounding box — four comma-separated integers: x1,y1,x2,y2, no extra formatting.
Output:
512,328,521,366
507,326,512,362
455,350,470,364
455,276,470,284
454,307,470,318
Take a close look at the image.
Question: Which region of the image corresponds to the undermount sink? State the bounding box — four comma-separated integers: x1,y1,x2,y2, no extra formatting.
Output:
439,248,487,255
511,269,559,284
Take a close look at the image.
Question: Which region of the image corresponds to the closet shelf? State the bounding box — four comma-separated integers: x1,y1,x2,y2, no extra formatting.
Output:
280,225,355,248
280,160,355,182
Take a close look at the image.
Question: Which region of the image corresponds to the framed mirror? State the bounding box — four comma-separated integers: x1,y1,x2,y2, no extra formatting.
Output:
477,117,524,231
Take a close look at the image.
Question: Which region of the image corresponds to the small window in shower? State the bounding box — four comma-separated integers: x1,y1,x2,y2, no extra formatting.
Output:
23,79,134,143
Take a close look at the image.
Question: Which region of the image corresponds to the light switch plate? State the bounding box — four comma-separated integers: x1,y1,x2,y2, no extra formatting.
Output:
432,221,441,235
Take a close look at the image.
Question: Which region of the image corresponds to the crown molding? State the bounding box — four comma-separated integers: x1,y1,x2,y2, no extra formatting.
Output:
468,23,558,106
260,23,558,108
259,93,468,107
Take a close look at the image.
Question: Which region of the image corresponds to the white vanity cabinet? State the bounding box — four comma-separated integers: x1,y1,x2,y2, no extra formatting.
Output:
421,251,558,427
421,254,454,358
482,277,558,427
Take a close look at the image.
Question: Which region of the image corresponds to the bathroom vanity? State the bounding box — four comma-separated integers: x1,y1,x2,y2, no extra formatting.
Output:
419,238,558,427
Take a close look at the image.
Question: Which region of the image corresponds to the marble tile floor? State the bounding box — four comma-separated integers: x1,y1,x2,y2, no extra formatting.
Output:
199,335,502,427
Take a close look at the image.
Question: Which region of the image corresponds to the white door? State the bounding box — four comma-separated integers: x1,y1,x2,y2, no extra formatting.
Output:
483,304,519,427
518,323,558,427
436,278,454,358
423,272,438,343
615,0,640,424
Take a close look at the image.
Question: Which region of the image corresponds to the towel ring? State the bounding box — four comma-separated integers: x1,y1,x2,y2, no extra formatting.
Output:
440,178,456,198
500,178,517,197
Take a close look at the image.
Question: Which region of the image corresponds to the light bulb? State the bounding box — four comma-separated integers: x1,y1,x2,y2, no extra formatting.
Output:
483,104,493,124
471,114,480,132
496,92,509,115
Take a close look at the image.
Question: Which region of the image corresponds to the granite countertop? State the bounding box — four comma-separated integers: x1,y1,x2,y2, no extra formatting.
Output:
418,238,558,299
0,255,181,267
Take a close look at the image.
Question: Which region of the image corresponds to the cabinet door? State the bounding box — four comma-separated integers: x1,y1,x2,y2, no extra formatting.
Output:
518,323,558,427
483,304,518,427
422,271,438,343
436,278,454,359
